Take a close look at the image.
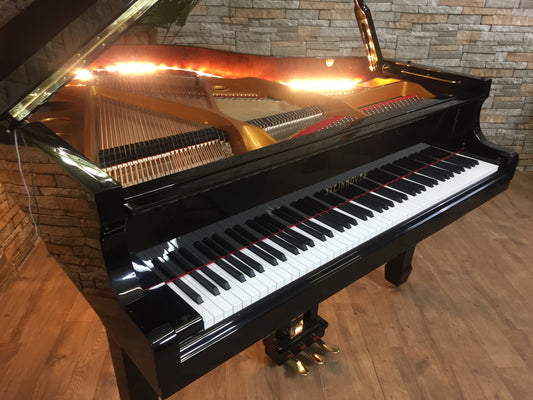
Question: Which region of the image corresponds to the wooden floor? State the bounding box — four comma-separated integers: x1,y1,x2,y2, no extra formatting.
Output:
1,172,532,400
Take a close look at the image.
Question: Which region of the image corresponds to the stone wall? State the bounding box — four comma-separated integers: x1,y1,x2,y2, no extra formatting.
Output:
0,183,37,293
163,0,533,171
0,141,110,296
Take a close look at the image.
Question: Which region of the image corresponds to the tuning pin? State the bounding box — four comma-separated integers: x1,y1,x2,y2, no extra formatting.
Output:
307,351,325,365
317,338,340,354
292,357,310,376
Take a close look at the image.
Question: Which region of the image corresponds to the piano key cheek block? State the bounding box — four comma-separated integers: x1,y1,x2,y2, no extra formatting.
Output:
0,0,518,399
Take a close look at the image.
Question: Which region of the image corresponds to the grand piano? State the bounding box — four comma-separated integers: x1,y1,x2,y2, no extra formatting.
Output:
0,1,517,399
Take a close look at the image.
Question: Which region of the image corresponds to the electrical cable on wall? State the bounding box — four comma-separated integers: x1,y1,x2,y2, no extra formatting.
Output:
10,126,42,238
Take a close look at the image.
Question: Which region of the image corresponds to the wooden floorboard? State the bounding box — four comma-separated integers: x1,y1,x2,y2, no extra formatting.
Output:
0,172,532,400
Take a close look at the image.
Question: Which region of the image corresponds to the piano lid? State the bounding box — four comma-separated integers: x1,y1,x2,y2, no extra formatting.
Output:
0,0,161,121
0,0,382,123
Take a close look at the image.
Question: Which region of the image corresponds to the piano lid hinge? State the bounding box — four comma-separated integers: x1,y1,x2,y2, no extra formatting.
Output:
2,115,28,135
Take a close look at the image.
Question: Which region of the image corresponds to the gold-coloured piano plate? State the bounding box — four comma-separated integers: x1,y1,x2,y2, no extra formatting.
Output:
30,45,435,189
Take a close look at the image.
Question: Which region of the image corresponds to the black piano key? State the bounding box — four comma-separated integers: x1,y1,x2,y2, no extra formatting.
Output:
187,238,245,283
437,155,471,170
174,280,204,305
271,208,327,241
202,235,265,282
189,270,220,296
374,186,408,202
380,163,411,177
215,258,247,282
162,254,220,296
383,179,421,196
411,153,464,173
246,219,299,255
131,254,167,289
178,247,205,269
224,228,280,265
194,240,255,281
395,157,436,173
436,160,464,173
151,258,177,280
355,180,396,207
266,214,315,247
422,146,451,159
367,169,413,193
232,224,287,263
422,146,478,168
335,184,387,212
405,157,455,179
227,253,264,274
280,206,334,238
193,240,219,260
406,171,438,187
381,163,438,187
249,221,299,255
212,233,237,252
257,215,310,250
416,165,450,181
366,168,396,183
304,196,356,226
341,191,385,213
168,251,195,272
419,154,464,173
152,259,203,304
259,217,307,252
369,169,426,194
393,159,447,182
336,183,365,198
167,249,222,295
224,227,265,277
200,266,231,290
301,197,355,228
291,200,345,232
203,237,264,274
313,191,372,220
448,154,478,168
233,252,264,273
170,248,230,290
389,174,427,193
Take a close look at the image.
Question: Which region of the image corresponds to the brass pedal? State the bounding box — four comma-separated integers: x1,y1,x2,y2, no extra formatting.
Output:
292,357,310,376
316,338,340,354
306,351,324,365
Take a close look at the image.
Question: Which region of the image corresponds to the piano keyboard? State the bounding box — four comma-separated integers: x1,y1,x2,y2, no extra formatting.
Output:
135,144,498,330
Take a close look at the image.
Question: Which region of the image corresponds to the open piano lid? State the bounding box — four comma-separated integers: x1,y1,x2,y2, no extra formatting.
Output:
0,0,383,124
0,0,161,122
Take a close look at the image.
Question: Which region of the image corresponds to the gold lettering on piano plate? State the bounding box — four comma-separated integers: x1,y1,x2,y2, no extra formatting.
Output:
325,172,367,194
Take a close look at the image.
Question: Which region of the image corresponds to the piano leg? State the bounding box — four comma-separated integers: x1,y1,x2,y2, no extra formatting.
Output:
384,245,415,286
107,333,160,400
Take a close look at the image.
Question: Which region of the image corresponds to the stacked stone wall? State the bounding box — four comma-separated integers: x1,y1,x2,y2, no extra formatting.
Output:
165,0,533,170
0,143,111,295
0,182,37,293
